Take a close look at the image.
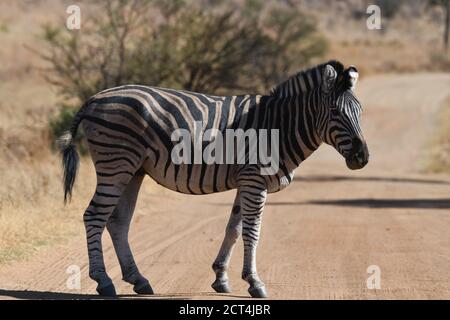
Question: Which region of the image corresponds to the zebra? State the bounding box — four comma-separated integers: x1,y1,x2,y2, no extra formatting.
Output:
58,60,369,298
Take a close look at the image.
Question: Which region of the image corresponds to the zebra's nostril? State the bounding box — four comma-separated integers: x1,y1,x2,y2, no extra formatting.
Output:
357,153,365,164
349,138,369,166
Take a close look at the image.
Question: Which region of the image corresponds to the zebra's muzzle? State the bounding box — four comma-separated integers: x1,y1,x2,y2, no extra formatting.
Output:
345,137,369,170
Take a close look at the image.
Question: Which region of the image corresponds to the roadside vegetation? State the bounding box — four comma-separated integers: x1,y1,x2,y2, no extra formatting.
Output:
427,97,450,174
43,0,327,146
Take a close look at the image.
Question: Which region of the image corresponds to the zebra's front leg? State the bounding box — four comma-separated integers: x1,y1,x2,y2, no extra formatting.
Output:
240,184,268,298
212,191,242,293
106,173,154,295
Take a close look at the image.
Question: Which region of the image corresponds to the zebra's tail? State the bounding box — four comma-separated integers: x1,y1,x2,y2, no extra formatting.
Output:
57,99,91,204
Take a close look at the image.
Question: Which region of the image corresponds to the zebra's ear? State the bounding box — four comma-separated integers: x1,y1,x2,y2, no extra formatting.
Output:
345,66,359,90
322,64,338,93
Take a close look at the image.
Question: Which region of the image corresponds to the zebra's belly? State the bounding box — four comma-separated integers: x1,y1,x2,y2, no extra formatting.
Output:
144,161,238,195
144,154,294,195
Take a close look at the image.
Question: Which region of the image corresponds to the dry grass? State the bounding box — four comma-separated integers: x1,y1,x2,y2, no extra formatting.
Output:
427,97,450,174
306,0,449,75
0,0,89,263
0,157,94,263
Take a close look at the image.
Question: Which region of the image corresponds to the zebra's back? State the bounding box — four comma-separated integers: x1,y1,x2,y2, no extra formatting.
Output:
82,85,264,194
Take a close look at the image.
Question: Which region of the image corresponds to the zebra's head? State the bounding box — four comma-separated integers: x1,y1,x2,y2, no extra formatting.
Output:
318,62,369,170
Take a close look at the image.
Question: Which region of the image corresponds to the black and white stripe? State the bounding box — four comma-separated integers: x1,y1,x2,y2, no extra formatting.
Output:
59,60,369,298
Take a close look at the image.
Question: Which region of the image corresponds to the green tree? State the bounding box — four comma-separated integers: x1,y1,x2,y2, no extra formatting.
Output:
39,0,327,147
375,0,404,19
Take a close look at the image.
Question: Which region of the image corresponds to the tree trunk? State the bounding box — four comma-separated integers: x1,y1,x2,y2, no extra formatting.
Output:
445,0,450,50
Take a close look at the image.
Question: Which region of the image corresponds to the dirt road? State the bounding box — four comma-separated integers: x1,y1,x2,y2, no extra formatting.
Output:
1,73,450,300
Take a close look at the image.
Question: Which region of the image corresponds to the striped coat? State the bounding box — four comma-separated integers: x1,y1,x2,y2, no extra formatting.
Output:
59,60,369,298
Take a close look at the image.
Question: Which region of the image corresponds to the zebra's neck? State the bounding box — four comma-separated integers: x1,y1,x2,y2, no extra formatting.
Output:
255,90,322,173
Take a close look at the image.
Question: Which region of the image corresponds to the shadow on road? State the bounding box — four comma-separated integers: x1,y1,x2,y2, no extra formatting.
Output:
266,198,450,209
295,175,450,185
0,289,107,300
0,289,247,300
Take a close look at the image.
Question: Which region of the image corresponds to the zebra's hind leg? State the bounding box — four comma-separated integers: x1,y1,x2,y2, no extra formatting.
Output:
106,172,154,295
212,191,242,293
84,174,134,297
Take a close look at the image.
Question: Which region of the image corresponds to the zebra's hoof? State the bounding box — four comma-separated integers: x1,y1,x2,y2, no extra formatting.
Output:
212,280,232,293
134,281,154,295
248,285,267,298
96,283,117,297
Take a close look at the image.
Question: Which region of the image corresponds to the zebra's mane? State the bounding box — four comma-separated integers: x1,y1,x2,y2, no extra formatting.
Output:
270,60,345,98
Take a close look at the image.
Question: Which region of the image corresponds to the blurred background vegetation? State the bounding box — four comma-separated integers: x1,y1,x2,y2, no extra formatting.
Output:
41,0,327,145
